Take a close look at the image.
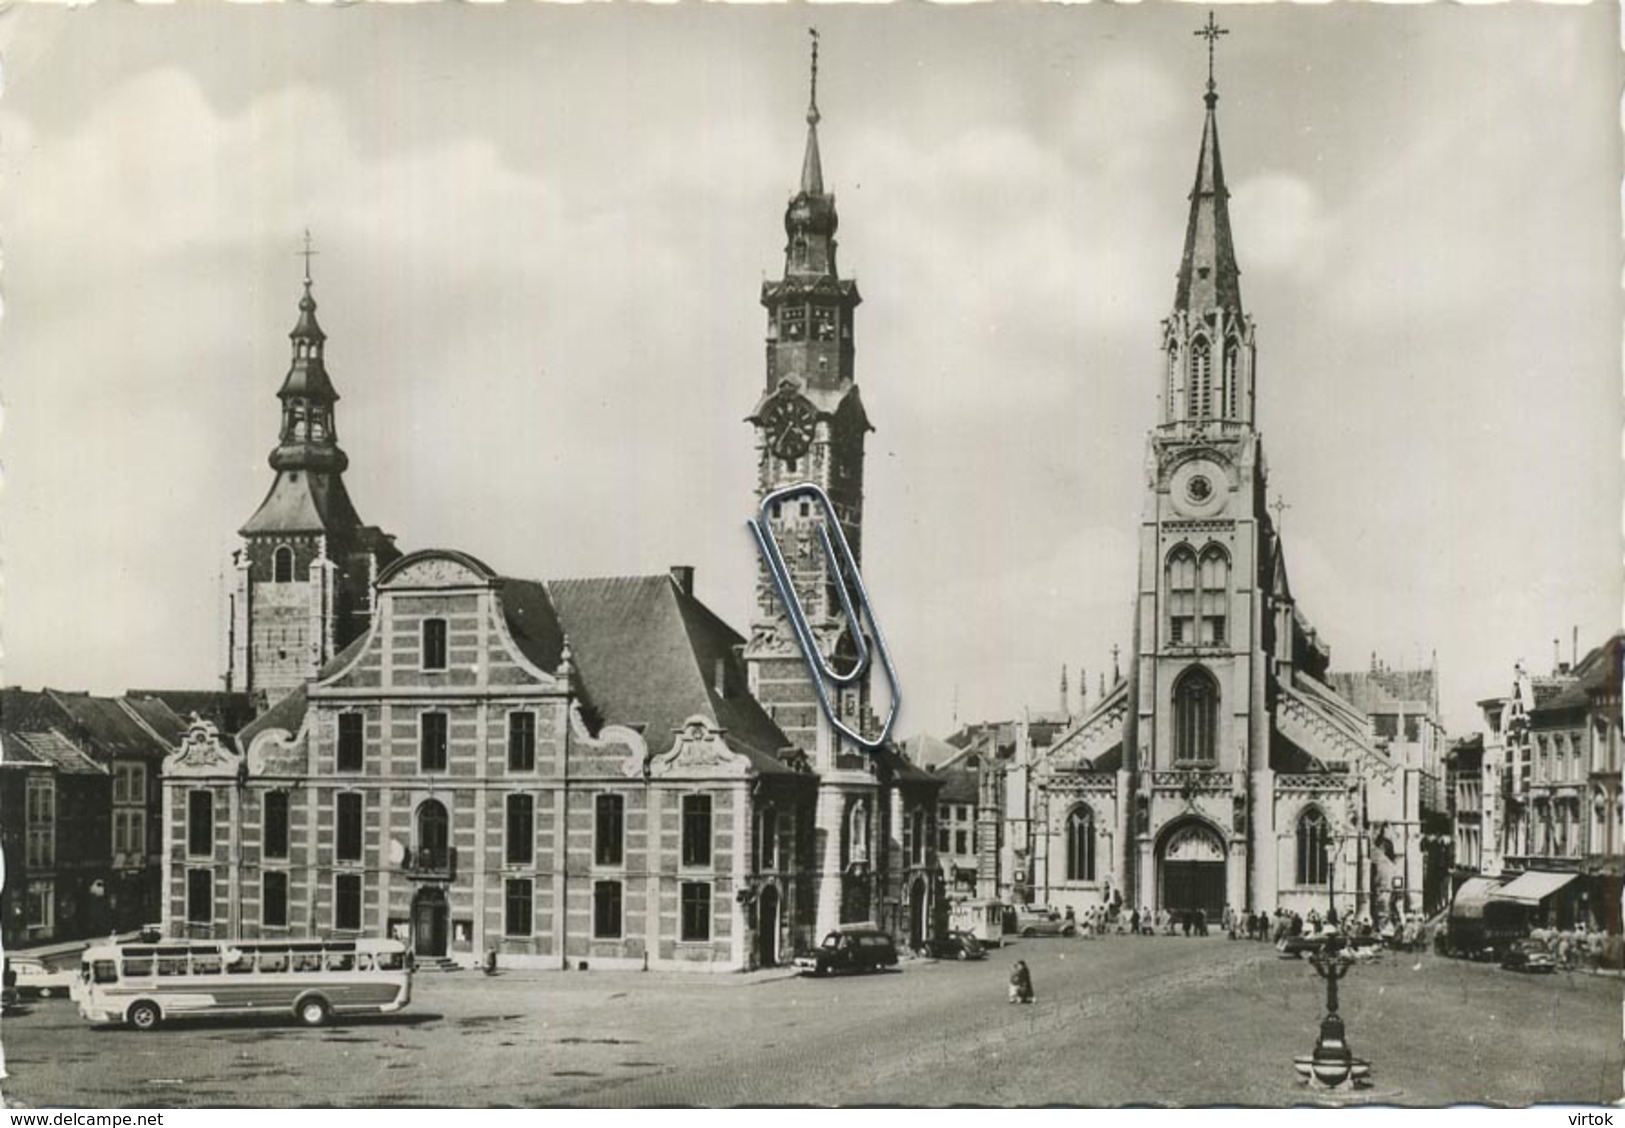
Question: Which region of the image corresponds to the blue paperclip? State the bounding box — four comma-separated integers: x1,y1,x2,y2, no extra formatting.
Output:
747,481,901,751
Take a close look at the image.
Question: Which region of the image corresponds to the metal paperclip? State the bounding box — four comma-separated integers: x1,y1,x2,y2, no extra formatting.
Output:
747,481,901,751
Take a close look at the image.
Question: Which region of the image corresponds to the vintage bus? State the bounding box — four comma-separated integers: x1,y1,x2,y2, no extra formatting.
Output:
948,899,1006,946
75,938,412,1031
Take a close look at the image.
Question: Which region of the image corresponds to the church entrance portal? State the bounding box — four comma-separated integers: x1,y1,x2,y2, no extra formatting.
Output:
1158,822,1226,920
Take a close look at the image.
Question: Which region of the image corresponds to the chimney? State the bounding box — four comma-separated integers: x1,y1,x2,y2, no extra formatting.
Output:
669,565,695,597
1553,637,1562,676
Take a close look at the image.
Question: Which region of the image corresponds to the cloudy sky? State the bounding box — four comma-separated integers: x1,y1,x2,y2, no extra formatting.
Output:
1,3,1617,740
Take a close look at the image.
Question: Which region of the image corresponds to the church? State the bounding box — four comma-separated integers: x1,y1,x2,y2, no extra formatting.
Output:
1007,33,1416,926
161,46,940,970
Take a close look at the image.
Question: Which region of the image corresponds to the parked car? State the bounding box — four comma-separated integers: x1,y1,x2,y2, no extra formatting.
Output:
1500,939,1558,974
10,958,76,999
922,930,986,961
795,927,900,976
1014,907,1076,938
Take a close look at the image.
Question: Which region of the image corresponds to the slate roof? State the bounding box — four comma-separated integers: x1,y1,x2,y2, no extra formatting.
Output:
238,685,312,748
901,733,962,770
933,760,982,805
1538,633,1623,713
6,730,106,776
240,471,366,536
128,691,256,735
43,691,178,766
544,575,801,775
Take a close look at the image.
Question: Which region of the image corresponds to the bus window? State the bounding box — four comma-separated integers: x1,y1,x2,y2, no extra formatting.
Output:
157,953,189,977
355,953,375,972
259,951,288,973
192,953,223,976
224,951,254,975
376,951,405,971
292,952,322,973
92,960,118,985
123,957,154,978
326,952,355,972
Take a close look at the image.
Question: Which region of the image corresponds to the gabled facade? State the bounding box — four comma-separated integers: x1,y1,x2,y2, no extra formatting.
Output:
166,551,824,971
1016,52,1406,925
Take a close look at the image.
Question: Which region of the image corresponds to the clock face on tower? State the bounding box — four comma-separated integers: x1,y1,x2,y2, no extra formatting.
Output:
764,395,817,461
1170,457,1229,518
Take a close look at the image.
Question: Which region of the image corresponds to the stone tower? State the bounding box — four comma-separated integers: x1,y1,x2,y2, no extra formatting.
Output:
743,38,886,937
227,255,399,709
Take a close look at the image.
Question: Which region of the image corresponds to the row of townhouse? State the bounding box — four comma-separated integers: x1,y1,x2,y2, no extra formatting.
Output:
164,550,941,971
0,689,250,947
1448,632,1622,933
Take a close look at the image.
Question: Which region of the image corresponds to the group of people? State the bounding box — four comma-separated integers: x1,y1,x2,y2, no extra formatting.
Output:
1529,923,1611,970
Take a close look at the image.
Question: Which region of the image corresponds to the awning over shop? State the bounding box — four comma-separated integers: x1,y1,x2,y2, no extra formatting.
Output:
1488,870,1580,906
1451,876,1506,920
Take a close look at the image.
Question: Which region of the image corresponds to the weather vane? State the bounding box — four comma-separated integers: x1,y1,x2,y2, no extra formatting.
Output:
299,228,319,284
1195,11,1229,94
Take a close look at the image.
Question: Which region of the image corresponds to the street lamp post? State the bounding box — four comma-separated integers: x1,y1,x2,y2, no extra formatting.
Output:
1293,793,1374,1091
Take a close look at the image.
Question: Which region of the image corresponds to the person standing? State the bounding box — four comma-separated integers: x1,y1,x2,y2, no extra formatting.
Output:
1130,907,1141,937
1009,959,1034,1004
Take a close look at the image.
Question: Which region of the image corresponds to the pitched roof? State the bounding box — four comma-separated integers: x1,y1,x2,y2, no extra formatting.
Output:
7,730,106,776
1538,633,1622,712
127,690,256,735
240,471,365,536
542,575,800,775
1326,668,1438,715
239,684,310,747
900,733,963,770
933,760,981,805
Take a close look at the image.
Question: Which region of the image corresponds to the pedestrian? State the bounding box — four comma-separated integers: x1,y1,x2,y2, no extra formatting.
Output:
1009,959,1034,1004
1181,911,1191,937
1141,906,1153,936
1130,907,1141,936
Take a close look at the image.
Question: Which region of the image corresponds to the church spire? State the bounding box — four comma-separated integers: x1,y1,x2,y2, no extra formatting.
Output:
782,28,839,282
1174,12,1242,320
800,28,824,196
270,232,345,475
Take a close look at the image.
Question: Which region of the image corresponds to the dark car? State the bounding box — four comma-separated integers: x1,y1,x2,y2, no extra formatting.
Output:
795,928,900,976
1500,939,1557,973
922,930,986,961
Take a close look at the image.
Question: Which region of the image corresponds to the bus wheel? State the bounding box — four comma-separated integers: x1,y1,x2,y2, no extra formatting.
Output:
127,1001,161,1032
297,997,331,1028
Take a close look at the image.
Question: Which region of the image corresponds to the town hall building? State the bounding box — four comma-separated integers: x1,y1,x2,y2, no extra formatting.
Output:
163,47,939,971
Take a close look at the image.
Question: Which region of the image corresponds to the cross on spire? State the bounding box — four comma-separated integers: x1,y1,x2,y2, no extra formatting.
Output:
1270,494,1291,530
299,228,319,285
1195,11,1229,96
807,27,821,126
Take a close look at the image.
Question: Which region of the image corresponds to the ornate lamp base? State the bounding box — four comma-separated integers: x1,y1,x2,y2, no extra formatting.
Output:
1293,1014,1373,1090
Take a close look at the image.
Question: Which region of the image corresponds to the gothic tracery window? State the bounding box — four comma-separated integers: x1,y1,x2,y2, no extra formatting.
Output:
1065,805,1095,882
1296,808,1330,886
1167,548,1197,644
1173,666,1219,764
1188,337,1212,420
1199,548,1230,645
1222,340,1238,418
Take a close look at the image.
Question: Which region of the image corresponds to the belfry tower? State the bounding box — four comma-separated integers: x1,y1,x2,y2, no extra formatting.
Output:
1122,16,1275,913
227,243,399,709
743,34,889,938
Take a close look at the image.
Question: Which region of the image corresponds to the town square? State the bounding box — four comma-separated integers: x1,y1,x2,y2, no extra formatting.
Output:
0,0,1618,1110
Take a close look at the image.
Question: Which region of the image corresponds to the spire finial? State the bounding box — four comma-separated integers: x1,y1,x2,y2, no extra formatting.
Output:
1270,494,1291,531
807,27,821,126
1195,11,1228,103
299,228,319,287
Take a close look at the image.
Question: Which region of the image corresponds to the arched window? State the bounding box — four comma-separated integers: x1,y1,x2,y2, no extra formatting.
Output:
1173,667,1219,763
1066,806,1095,882
1199,548,1230,645
416,799,450,870
1188,337,1212,420
1222,340,1238,418
757,805,778,871
905,807,927,866
1166,548,1197,644
1296,808,1330,886
1165,343,1180,418
273,545,294,584
847,800,869,866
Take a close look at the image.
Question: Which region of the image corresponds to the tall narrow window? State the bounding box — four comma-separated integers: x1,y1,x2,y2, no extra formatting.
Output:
758,806,778,871
262,872,289,928
1167,549,1197,645
334,873,362,931
508,711,536,772
1223,340,1238,418
1166,343,1179,418
504,878,533,937
1173,667,1219,763
1188,337,1212,420
1296,809,1330,886
188,790,214,858
422,619,448,671
273,545,294,584
264,791,290,860
336,792,363,862
1199,548,1230,646
682,795,712,867
25,777,55,869
187,869,213,925
506,793,534,865
909,808,927,866
337,712,365,772
847,800,869,865
416,800,449,870
595,794,625,866
1066,806,1095,882
420,711,449,772
680,882,711,942
593,880,623,939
